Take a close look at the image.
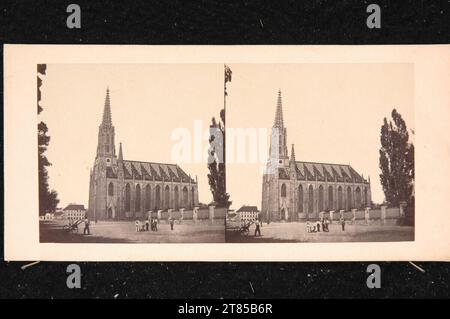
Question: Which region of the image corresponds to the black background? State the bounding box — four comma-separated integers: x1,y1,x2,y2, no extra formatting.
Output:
0,0,449,299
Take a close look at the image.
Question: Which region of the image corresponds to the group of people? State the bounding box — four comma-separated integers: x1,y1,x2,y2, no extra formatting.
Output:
306,217,330,233
306,216,346,233
135,217,159,232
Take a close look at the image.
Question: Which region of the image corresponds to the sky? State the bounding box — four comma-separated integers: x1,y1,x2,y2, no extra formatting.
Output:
40,64,224,208
226,63,414,210
40,63,414,210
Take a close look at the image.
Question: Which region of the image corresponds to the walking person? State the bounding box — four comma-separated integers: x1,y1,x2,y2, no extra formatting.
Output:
145,219,150,231
83,217,90,235
340,217,345,231
316,220,321,232
254,218,261,237
170,218,174,231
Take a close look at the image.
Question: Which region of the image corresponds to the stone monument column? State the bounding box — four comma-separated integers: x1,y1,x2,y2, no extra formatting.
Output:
157,209,162,221
209,205,215,223
351,208,357,224
399,201,407,217
193,206,199,224
364,207,371,224
381,205,387,225
180,208,185,221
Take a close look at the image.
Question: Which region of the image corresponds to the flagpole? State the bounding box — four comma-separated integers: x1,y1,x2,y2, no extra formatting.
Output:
223,64,226,199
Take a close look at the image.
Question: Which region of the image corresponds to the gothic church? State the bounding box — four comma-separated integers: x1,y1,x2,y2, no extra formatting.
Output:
88,89,199,220
261,91,371,222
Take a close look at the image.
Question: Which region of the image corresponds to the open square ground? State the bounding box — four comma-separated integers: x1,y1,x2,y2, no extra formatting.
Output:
40,220,225,243
226,221,414,243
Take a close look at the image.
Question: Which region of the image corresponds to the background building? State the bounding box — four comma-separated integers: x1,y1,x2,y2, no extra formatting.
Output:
63,204,86,220
236,205,260,222
261,91,371,222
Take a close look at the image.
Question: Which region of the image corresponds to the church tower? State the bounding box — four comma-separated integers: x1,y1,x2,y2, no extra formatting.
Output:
88,88,118,220
96,88,116,165
262,90,290,221
268,90,289,170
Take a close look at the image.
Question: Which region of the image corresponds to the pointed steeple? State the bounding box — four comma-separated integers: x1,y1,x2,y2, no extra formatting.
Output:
118,142,123,161
101,87,112,127
290,144,296,162
273,89,284,128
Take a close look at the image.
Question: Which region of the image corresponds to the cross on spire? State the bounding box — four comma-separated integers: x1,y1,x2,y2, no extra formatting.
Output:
273,89,284,128
101,87,112,127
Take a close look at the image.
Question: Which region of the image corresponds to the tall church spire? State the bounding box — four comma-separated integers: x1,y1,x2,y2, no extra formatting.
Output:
118,142,123,161
290,144,296,162
96,87,115,159
101,87,112,127
267,90,289,169
273,90,284,128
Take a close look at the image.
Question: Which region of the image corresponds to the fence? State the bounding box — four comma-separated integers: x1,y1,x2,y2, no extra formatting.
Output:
297,205,403,225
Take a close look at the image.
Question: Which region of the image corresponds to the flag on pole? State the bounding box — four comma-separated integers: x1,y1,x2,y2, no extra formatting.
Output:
225,64,232,83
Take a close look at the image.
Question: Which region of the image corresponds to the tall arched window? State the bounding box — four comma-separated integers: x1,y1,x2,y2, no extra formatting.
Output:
337,186,343,210
347,186,352,210
318,185,324,212
328,186,334,210
355,187,361,208
155,185,161,210
182,186,188,208
174,186,179,210
191,187,195,207
135,184,141,212
297,185,303,213
145,184,151,211
125,183,131,212
165,185,170,209
308,185,314,213
281,184,287,197
108,182,114,196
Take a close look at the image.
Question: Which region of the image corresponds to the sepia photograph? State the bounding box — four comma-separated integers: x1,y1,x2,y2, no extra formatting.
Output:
37,64,228,243
225,64,415,243
4,45,450,261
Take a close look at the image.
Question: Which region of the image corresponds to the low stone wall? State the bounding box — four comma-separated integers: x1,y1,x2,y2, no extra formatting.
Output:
133,206,226,224
297,206,402,225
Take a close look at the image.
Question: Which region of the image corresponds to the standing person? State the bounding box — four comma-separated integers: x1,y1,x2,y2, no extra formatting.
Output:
83,217,90,235
170,218,174,231
324,218,330,232
340,217,345,231
316,220,321,232
145,218,150,231
135,219,140,232
254,218,261,237
154,218,158,232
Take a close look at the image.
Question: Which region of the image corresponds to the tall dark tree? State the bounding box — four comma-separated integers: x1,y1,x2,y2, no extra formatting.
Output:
379,109,414,213
38,64,59,215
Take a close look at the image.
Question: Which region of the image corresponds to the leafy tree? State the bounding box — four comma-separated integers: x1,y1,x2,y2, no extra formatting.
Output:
379,109,414,223
38,64,59,215
207,109,231,208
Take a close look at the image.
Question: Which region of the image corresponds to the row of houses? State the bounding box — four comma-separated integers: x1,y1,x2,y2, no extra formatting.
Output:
39,204,86,220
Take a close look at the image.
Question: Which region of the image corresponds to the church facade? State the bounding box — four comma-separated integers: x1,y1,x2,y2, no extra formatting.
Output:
261,91,371,222
88,89,199,220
